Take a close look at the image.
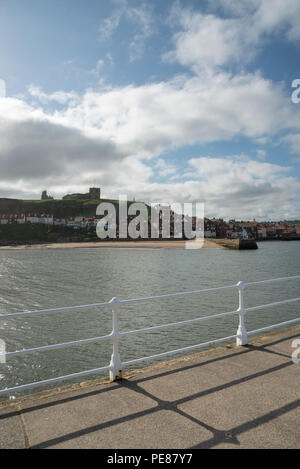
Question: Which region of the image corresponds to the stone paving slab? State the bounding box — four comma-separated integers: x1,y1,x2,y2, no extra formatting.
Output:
0,406,25,449
0,326,299,449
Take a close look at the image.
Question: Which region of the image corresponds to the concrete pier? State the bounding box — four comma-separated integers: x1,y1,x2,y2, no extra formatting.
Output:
0,326,299,449
212,238,258,249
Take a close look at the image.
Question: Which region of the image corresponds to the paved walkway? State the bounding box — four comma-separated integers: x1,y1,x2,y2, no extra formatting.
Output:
0,326,299,449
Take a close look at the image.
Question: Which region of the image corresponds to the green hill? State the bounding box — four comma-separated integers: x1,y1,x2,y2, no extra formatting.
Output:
0,198,149,244
0,198,123,218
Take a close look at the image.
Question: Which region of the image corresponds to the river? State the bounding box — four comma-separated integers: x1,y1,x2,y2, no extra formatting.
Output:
0,241,299,398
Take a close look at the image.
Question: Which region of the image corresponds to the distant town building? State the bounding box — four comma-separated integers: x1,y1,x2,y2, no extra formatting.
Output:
41,190,53,200
89,187,100,200
62,187,101,201
26,214,53,225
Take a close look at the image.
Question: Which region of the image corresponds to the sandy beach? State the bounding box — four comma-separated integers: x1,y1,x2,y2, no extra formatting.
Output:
0,239,223,250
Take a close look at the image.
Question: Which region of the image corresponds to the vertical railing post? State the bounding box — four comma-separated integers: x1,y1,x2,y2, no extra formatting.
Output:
109,297,123,381
236,281,248,346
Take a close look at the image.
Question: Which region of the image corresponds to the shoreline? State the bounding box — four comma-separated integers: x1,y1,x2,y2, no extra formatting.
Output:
0,239,223,250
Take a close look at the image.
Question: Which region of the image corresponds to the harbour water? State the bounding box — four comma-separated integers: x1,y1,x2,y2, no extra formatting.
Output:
0,241,299,398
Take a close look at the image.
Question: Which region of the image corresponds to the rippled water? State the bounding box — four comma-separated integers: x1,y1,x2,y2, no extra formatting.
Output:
0,241,299,398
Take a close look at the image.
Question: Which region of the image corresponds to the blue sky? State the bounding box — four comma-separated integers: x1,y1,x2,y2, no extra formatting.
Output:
0,0,300,220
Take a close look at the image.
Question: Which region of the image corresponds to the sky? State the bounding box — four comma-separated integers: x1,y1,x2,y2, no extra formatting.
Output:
0,0,300,220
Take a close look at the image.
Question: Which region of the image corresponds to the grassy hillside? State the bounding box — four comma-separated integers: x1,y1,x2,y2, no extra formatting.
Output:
0,198,150,244
0,223,101,244
0,223,50,242
0,198,123,218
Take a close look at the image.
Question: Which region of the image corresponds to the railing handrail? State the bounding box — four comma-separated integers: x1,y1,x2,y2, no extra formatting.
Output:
0,275,299,396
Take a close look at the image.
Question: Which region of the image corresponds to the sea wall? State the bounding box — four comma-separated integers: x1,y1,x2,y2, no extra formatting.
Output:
212,238,258,250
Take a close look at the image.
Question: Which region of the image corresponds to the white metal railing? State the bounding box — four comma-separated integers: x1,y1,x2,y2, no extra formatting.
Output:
0,275,299,396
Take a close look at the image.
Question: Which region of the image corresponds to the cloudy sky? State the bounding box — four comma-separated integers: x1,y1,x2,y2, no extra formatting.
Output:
1,0,300,220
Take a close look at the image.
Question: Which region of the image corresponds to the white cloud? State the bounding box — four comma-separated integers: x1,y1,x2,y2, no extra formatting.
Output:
98,0,125,39
208,0,258,17
253,0,300,41
126,3,154,61
165,1,300,73
1,66,299,214
105,53,114,67
28,85,79,105
153,158,178,177
99,0,154,61
283,133,300,155
257,149,267,160
0,83,299,219
54,71,299,158
183,156,300,219
164,8,250,71
102,155,300,220
1,0,300,219
213,0,300,40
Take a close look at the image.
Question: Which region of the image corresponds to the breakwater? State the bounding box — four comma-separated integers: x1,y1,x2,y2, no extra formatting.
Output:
211,238,258,249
